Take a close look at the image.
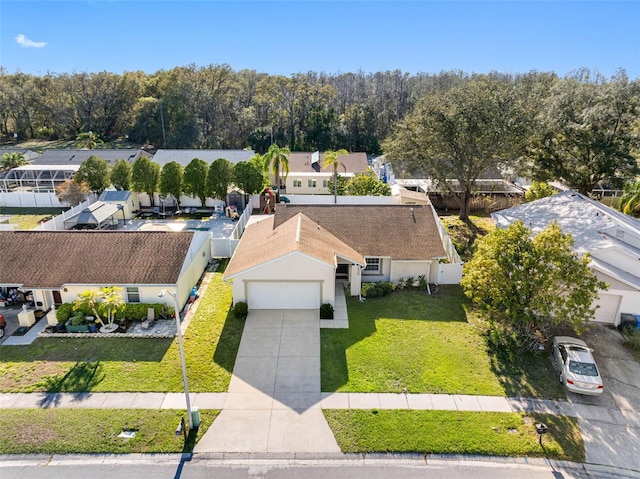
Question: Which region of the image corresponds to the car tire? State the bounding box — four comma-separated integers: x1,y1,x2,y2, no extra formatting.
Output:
0,327,4,339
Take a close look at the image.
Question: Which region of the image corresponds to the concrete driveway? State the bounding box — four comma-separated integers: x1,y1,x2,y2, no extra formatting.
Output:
0,305,22,344
194,309,340,454
564,324,640,471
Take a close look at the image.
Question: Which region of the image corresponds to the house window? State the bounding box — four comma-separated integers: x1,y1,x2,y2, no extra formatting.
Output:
308,179,317,188
126,287,140,303
323,180,328,188
293,179,302,188
364,258,381,274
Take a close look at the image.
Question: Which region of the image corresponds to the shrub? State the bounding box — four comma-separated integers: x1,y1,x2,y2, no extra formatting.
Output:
418,275,428,290
233,301,248,320
320,303,334,319
56,303,74,323
377,281,395,296
361,282,377,298
405,276,415,288
366,287,379,298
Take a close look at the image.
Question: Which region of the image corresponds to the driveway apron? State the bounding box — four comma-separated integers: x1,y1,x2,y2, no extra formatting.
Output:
194,309,340,453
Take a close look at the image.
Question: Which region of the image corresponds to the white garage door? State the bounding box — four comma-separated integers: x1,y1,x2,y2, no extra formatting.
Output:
246,281,321,309
593,293,622,323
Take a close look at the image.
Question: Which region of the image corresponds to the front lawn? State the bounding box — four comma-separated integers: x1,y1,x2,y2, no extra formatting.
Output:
322,287,564,398
322,287,504,395
324,409,584,462
0,265,244,393
0,409,218,454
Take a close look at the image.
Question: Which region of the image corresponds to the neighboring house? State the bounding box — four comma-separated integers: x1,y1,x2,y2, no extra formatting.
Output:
151,149,255,167
0,148,41,163
30,149,151,167
224,204,455,310
0,230,211,312
492,190,640,326
282,152,368,195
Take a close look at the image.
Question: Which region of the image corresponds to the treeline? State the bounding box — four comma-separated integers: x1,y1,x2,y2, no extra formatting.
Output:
0,65,576,154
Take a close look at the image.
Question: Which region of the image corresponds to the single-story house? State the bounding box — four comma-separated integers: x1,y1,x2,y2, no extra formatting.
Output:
280,152,369,195
224,204,454,310
0,230,211,313
492,191,640,326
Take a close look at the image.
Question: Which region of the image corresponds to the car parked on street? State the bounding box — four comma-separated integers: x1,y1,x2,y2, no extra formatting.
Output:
0,313,5,338
552,336,604,395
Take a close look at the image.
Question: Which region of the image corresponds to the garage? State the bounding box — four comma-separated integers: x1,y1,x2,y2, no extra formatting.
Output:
246,281,321,310
593,293,622,324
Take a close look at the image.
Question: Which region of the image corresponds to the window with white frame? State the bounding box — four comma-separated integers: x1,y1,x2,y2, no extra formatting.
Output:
293,179,302,188
126,287,140,303
364,258,381,274
308,179,317,188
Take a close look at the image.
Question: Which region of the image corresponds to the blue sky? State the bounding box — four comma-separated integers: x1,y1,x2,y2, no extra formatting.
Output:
1,1,638,78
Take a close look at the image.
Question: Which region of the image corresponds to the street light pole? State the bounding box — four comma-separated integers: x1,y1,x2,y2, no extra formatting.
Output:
159,287,192,430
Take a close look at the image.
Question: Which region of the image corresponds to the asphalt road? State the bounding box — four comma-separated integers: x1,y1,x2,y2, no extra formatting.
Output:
0,455,608,479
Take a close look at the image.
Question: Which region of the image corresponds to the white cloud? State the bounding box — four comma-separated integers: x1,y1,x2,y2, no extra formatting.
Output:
15,34,47,48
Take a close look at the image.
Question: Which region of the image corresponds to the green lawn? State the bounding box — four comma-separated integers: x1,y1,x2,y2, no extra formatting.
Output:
0,409,218,454
0,266,244,393
0,208,66,230
324,410,584,462
322,287,564,398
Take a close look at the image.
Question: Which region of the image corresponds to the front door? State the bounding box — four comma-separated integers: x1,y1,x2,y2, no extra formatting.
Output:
52,290,62,306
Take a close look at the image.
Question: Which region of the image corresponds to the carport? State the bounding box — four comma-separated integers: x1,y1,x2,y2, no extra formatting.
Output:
63,201,120,230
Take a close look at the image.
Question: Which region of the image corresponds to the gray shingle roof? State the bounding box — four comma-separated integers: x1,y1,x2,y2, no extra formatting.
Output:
0,231,194,288
30,149,150,166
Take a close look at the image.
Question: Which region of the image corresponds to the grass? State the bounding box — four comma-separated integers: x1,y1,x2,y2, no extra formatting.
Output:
324,410,584,462
0,265,244,393
439,214,495,262
0,207,66,230
0,409,218,454
322,287,504,395
322,287,564,399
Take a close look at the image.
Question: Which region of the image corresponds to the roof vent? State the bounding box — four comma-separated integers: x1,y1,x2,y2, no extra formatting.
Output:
410,207,416,223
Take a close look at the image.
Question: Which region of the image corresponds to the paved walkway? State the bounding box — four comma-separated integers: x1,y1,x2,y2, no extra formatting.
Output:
194,309,340,453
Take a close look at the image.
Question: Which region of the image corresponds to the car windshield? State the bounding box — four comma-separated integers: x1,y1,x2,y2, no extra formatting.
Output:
568,360,599,377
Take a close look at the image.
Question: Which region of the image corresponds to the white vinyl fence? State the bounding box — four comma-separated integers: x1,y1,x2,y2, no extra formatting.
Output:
0,192,67,208
33,196,98,231
210,206,252,257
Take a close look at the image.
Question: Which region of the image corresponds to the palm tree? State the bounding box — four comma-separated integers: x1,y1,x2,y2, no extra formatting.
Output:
620,181,640,217
73,289,105,326
1,152,28,171
98,286,125,329
263,144,290,192
322,149,348,204
76,131,103,149
73,286,124,332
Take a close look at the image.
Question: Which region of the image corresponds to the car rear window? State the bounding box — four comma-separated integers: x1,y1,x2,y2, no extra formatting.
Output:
569,360,599,377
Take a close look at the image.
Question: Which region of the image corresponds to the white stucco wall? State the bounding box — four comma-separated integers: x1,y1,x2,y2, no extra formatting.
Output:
231,252,336,306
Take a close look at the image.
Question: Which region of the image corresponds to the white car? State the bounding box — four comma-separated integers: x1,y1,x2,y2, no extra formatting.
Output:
552,336,604,395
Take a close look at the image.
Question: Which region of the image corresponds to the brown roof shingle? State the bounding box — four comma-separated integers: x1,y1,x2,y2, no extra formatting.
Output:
224,213,365,278
273,205,446,260
287,152,368,174
0,231,194,288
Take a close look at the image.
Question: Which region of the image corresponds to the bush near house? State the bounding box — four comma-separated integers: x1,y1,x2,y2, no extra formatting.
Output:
233,301,248,320
55,302,173,324
361,281,395,298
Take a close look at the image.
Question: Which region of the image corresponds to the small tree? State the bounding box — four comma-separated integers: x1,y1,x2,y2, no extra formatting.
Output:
73,287,125,332
75,155,112,194
327,175,348,196
525,181,555,202
207,158,233,202
159,161,183,208
322,149,348,203
345,171,391,196
620,181,640,217
111,159,133,191
131,156,161,207
183,158,209,206
462,221,607,351
55,179,90,206
233,161,265,195
1,152,28,171
76,131,103,150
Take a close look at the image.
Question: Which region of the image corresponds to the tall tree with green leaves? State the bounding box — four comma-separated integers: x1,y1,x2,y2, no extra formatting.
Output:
183,158,209,206
524,181,555,202
530,70,640,193
74,155,112,194
462,221,606,351
322,149,348,203
131,156,161,207
263,143,290,191
207,158,233,202
75,131,103,149
1,152,28,171
159,161,183,208
110,159,132,191
233,161,265,195
383,76,529,220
